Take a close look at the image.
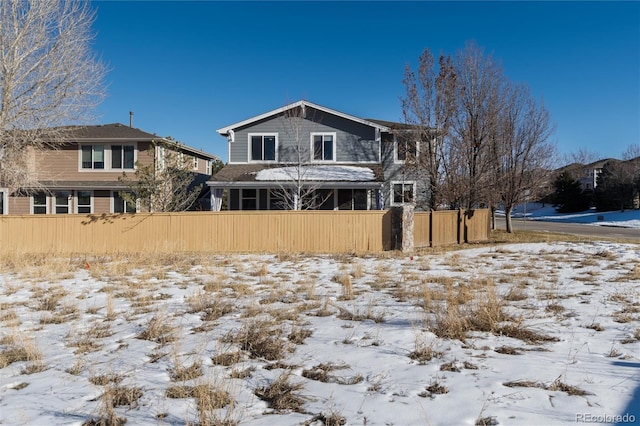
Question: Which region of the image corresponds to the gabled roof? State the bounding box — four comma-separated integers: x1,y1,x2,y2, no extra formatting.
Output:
63,123,218,159
216,100,392,137
64,123,161,139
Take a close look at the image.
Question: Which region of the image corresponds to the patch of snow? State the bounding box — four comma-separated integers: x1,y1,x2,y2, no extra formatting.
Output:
254,165,375,181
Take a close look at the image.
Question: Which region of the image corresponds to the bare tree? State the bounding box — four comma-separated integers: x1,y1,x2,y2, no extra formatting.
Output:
0,0,106,191
565,148,602,166
401,49,457,209
271,104,330,210
119,140,203,212
490,83,555,232
449,41,503,209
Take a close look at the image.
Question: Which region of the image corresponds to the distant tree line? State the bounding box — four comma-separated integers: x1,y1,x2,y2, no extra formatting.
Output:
553,145,640,213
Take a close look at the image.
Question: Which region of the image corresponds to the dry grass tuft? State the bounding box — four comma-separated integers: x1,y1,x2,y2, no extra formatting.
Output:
431,302,470,340
222,321,290,360
212,351,243,366
307,411,347,426
166,384,232,411
409,338,442,363
136,313,176,345
89,374,123,386
495,346,523,355
0,337,43,369
254,372,306,413
103,385,143,408
419,378,449,397
503,378,590,396
334,273,354,300
302,362,362,385
497,324,559,343
169,361,203,382
288,327,313,345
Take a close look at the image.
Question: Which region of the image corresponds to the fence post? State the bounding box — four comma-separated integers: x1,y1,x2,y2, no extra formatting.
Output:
458,208,465,244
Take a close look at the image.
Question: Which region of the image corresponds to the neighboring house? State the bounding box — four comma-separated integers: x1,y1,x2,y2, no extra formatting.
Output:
576,159,613,191
208,100,425,211
1,123,217,215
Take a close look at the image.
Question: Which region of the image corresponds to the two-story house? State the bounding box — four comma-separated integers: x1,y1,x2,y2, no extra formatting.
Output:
208,100,427,211
1,123,218,215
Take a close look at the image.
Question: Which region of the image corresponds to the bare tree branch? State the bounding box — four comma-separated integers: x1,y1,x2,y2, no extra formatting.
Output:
0,0,106,190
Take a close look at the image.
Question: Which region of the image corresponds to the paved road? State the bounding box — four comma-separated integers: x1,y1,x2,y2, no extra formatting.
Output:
495,217,640,241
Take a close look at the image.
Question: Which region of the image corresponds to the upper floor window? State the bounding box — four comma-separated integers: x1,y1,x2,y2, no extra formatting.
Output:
395,138,418,163
250,134,277,162
312,133,336,162
111,145,135,169
82,145,105,169
391,182,415,205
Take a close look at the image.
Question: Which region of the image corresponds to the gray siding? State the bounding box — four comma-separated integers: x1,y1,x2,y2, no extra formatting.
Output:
228,107,379,164
380,131,431,210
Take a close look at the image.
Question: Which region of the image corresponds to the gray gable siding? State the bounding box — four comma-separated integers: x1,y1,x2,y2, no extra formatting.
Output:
227,107,379,164
380,131,431,210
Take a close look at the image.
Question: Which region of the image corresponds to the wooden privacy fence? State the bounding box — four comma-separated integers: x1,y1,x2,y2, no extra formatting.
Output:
0,208,489,255
410,208,490,249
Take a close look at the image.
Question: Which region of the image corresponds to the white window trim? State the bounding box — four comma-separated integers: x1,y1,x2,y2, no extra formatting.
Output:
111,190,138,213
247,133,278,163
390,181,416,206
79,143,138,172
75,190,94,214
110,144,137,171
310,132,337,163
31,192,49,214
394,138,419,164
0,188,7,215
53,190,72,215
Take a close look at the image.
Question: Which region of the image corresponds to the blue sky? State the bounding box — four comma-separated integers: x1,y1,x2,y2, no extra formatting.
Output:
92,1,639,163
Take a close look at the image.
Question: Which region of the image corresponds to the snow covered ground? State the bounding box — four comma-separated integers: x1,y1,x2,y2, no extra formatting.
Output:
508,203,640,229
1,233,639,425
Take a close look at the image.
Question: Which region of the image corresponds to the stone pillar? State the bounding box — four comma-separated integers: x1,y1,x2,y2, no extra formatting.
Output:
401,204,414,253
391,205,415,252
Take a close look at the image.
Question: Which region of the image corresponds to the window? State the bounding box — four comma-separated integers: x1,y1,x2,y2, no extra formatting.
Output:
395,138,417,163
0,189,6,215
193,156,198,170
338,189,368,210
113,192,136,213
81,145,105,169
32,192,47,214
312,133,335,161
111,145,135,169
55,191,71,214
241,188,257,210
315,189,335,210
77,191,92,214
392,182,415,205
250,134,277,161
268,189,288,210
